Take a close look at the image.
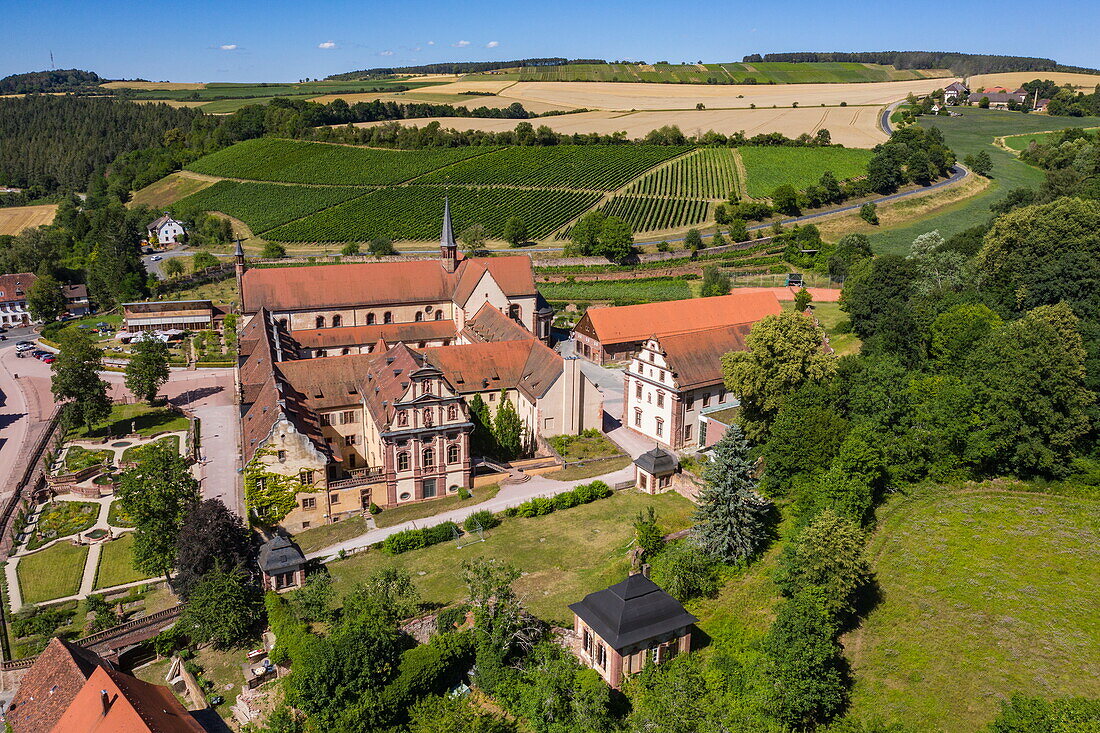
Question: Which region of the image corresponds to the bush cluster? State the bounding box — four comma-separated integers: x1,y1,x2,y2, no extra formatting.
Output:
382,521,460,555
504,480,613,519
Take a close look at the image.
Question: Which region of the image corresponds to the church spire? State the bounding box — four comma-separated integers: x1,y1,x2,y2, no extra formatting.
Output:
440,196,457,272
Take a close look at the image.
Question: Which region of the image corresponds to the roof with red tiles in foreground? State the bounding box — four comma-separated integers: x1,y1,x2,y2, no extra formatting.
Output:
49,665,204,733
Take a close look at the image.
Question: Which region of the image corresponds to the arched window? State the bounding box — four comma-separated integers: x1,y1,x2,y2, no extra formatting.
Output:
422,448,434,468
508,304,521,321
397,411,408,427
366,312,376,325
397,452,410,471
414,311,424,322
332,314,342,327
447,404,458,421
423,408,433,427
447,444,460,464
383,312,393,324
435,310,444,321
315,315,325,329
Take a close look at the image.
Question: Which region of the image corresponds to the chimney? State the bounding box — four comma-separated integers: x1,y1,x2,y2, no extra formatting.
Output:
100,689,111,716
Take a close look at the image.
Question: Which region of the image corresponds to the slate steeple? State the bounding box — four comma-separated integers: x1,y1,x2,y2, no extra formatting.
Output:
440,196,457,272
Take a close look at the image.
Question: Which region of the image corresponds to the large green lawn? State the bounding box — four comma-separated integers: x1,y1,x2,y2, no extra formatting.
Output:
870,108,1100,255
845,487,1100,731
18,542,89,605
94,533,155,589
326,490,695,626
73,403,189,439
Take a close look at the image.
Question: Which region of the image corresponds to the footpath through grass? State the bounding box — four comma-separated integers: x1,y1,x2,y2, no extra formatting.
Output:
871,108,1100,255
845,485,1100,731
18,542,89,605
326,490,694,626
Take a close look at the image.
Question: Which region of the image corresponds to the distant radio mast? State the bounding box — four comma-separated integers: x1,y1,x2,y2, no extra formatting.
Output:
50,50,55,69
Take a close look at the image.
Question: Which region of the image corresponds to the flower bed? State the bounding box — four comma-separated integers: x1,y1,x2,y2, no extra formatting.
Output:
25,501,100,551
63,446,113,473
120,435,181,463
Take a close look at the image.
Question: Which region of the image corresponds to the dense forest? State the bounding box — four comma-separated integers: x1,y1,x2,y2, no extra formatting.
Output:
0,69,103,94
745,51,1100,76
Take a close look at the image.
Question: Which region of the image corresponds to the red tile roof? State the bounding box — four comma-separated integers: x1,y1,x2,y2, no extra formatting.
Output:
419,339,561,400
657,323,753,389
292,320,456,349
462,302,534,343
240,256,536,313
578,291,781,347
49,665,203,732
0,272,36,305
6,638,112,733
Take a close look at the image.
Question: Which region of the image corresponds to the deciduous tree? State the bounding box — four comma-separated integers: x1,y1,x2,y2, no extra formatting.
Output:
596,216,634,262
181,562,262,648
492,391,524,460
26,273,67,322
51,329,111,433
124,336,170,403
503,217,528,247
775,509,870,622
174,498,253,600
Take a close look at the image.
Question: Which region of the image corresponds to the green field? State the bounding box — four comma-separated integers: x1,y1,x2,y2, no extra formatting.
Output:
18,542,89,604
597,195,710,233
186,138,496,186
94,533,155,589
121,78,442,102
264,185,600,242
847,488,1100,731
488,62,947,85
869,108,1100,255
173,180,371,233
1002,126,1100,151
413,144,692,191
326,490,694,626
626,147,739,199
738,146,874,197
541,276,694,304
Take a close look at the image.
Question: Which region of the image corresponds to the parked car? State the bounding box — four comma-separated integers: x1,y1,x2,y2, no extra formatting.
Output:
16,344,34,352
41,355,55,364
16,340,32,346
150,255,163,261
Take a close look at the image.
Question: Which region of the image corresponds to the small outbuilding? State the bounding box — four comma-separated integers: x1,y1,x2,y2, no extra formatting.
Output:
634,446,678,494
568,573,697,688
258,535,307,591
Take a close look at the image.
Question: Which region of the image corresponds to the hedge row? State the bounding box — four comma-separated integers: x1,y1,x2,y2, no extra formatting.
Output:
504,480,612,519
382,520,459,555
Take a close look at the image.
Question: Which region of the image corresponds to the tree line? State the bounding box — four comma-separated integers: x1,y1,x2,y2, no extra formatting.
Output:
0,69,103,94
744,51,1099,76
327,57,601,79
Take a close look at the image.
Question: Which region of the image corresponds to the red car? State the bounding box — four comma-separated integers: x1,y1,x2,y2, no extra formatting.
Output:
41,355,55,364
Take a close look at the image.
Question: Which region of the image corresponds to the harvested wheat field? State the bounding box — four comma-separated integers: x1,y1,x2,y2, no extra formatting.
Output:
0,204,57,236
495,78,956,111
353,105,889,147
99,81,206,90
968,71,1100,91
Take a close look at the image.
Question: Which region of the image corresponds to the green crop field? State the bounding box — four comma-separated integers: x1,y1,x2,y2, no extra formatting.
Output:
174,180,371,233
541,277,694,304
264,185,600,242
412,145,692,191
494,62,947,85
847,488,1100,731
1002,126,1100,151
185,138,496,186
738,146,874,197
597,195,710,233
626,147,739,199
121,79,443,102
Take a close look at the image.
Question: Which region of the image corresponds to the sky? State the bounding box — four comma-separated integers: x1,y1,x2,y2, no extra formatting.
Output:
2,0,1098,82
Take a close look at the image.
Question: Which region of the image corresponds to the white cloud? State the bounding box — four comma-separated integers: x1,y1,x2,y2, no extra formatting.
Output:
486,41,500,48
454,40,470,47
219,44,238,51
380,50,394,56
427,40,435,46
413,46,422,52
318,41,337,49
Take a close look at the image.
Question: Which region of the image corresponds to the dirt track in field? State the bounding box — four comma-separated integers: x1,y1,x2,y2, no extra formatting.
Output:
0,204,57,236
351,105,891,148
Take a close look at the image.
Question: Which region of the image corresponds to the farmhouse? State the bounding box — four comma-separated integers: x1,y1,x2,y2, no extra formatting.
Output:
145,213,186,245
572,291,781,365
235,204,599,532
121,299,224,332
967,87,1029,109
62,284,91,317
239,200,554,343
942,81,969,103
624,324,749,450
569,573,697,689
0,272,36,327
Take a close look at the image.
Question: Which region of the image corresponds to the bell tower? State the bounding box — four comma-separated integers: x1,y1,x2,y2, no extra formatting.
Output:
440,197,457,273
234,238,247,304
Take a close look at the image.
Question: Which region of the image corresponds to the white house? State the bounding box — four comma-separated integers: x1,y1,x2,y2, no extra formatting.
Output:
943,81,969,104
146,214,186,245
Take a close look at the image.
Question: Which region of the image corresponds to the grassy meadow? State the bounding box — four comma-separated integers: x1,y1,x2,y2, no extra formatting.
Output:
738,146,875,197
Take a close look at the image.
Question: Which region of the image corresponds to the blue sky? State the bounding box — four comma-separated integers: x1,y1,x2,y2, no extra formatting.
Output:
2,0,1098,82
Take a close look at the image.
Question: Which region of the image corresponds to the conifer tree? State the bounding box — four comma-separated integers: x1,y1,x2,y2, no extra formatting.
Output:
693,425,772,563
493,391,523,460
468,393,494,458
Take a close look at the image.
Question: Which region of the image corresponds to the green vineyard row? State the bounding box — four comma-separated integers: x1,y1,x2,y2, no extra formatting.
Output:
173,180,371,233
626,147,739,199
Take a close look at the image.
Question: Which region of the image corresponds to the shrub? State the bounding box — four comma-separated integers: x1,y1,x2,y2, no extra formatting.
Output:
383,528,427,555
423,521,459,546
368,502,381,515
859,202,879,225
464,510,500,531
554,491,580,510
458,487,472,500
502,506,519,518
435,605,471,632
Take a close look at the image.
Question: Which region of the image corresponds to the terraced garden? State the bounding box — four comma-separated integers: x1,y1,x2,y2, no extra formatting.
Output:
739,146,874,197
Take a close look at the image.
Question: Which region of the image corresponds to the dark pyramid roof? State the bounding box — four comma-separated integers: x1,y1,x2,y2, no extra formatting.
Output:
440,196,456,249
258,535,305,573
634,446,678,475
569,574,697,651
